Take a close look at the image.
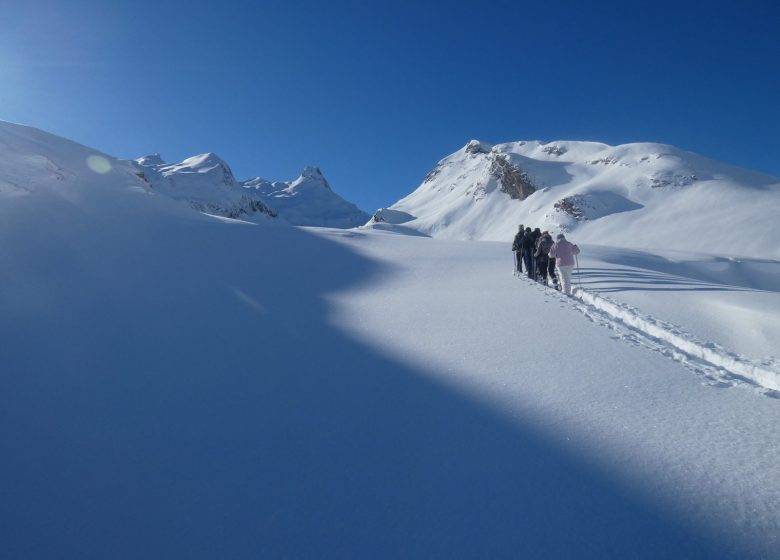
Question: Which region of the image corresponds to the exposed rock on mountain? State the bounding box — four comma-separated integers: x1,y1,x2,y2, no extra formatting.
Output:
489,154,536,200
465,140,493,155
375,138,780,258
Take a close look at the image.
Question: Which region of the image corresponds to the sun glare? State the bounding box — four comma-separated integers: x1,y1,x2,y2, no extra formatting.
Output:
86,154,111,174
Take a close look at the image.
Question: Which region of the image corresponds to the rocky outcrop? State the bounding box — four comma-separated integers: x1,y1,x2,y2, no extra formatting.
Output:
489,154,536,200
650,173,699,188
369,208,415,225
541,144,567,156
553,196,586,221
465,140,493,155
188,197,277,219
423,163,445,184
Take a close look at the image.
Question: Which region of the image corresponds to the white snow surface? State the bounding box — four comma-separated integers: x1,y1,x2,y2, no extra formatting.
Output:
383,139,780,260
2,120,780,558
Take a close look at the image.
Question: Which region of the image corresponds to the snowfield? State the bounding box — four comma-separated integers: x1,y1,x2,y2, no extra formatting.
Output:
1,120,779,558
322,229,780,557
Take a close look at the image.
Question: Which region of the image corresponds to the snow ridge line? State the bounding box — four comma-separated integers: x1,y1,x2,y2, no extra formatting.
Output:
571,289,780,392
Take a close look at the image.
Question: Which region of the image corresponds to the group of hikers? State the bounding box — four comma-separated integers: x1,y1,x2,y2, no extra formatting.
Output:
512,225,581,295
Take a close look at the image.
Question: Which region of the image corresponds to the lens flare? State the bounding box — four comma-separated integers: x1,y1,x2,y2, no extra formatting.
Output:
86,154,112,174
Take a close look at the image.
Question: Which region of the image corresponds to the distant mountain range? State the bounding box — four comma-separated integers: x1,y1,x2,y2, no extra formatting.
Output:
0,119,369,228
133,153,369,228
2,120,778,259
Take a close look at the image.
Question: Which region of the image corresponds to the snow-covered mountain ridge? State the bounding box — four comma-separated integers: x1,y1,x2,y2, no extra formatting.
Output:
242,165,370,228
134,153,369,227
132,152,278,220
0,119,367,227
372,139,780,259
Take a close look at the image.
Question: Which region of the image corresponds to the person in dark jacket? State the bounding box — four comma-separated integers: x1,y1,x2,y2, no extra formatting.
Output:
521,227,536,278
534,231,557,287
530,228,542,278
511,224,525,275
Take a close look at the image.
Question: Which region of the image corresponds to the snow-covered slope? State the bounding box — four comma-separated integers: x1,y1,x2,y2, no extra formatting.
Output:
374,139,780,259
3,119,780,558
244,165,370,228
0,120,154,203
0,120,282,225
0,118,368,229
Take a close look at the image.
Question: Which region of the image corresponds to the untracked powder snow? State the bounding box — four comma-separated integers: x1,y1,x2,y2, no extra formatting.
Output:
1,120,779,558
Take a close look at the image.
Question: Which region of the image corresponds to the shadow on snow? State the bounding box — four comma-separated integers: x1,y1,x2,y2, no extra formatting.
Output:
580,246,780,294
0,214,758,559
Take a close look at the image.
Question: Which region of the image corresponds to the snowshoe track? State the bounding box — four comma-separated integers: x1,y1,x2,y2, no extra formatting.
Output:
519,277,780,395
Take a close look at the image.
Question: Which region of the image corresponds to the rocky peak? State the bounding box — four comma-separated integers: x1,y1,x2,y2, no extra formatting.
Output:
465,140,493,155
292,166,331,190
301,165,324,178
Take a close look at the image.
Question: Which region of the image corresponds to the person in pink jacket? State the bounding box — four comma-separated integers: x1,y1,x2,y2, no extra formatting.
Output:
548,233,580,295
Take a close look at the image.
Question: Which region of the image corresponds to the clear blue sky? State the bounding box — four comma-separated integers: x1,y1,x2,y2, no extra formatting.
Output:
2,0,778,212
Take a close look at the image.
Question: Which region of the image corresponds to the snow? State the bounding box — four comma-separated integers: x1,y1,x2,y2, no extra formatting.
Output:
320,230,780,558
135,153,166,166
132,152,368,226
134,151,277,220
244,166,370,228
388,139,780,260
578,246,780,361
2,120,780,558
368,207,416,224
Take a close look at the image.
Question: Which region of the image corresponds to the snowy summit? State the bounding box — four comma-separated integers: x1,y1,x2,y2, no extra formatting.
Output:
369,139,780,259
244,165,370,228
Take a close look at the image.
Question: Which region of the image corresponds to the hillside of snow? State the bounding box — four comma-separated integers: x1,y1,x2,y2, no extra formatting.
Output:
2,119,779,558
0,120,154,204
371,139,780,259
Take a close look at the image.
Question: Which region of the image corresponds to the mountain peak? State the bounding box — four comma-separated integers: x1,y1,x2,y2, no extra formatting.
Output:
387,138,780,256
292,166,331,190
180,152,229,168
465,140,493,155
301,165,324,178
136,153,165,166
